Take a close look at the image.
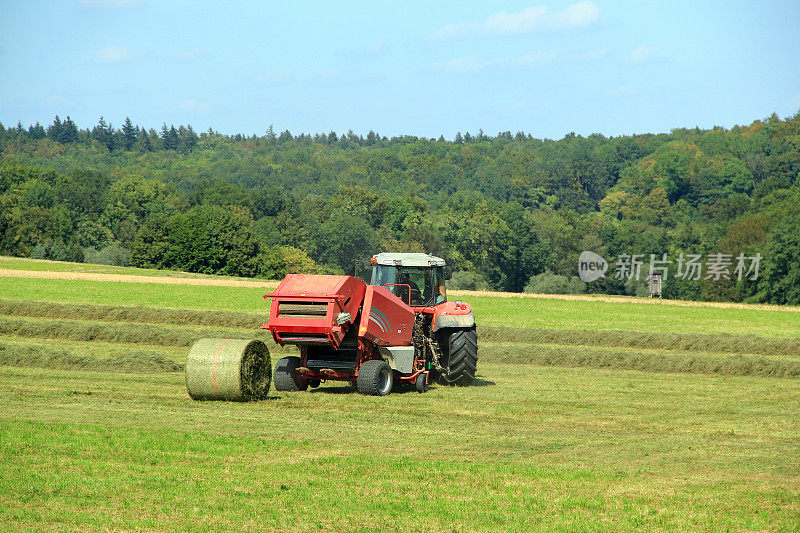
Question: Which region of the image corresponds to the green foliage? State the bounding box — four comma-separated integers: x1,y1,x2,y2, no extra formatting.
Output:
756,209,800,304
100,175,179,244
1,112,800,302
259,245,319,279
308,211,381,271
524,271,586,295
448,270,491,291
654,144,693,201
83,243,131,267
30,238,84,263
131,205,261,277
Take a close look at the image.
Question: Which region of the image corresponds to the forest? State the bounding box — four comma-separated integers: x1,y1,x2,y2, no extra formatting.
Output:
0,112,798,304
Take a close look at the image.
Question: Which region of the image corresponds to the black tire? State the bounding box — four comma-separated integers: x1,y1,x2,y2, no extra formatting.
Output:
441,327,478,385
357,359,393,396
415,372,429,393
308,379,321,389
273,356,308,392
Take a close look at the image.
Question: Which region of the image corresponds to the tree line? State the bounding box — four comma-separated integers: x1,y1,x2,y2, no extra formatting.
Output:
0,111,798,304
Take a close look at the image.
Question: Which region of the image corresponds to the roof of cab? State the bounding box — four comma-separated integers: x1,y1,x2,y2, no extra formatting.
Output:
372,252,447,267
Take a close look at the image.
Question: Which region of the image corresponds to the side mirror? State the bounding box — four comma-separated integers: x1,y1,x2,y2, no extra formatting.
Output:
443,266,452,280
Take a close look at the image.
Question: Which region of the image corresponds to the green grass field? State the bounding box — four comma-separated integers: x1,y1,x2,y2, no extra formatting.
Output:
1,259,799,531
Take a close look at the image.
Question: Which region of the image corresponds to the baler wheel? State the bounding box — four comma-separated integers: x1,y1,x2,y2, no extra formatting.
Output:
274,356,308,392
415,372,429,393
441,327,478,385
357,360,394,396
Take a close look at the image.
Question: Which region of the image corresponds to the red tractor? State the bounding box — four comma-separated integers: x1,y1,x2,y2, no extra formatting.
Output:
266,253,478,395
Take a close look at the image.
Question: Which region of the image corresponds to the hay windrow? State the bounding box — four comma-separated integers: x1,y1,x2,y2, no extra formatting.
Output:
3,299,798,357
0,315,269,347
0,299,262,329
480,326,800,357
0,342,183,372
480,344,800,378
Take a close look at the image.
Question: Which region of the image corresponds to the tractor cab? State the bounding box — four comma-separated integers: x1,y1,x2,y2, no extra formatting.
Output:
368,253,452,309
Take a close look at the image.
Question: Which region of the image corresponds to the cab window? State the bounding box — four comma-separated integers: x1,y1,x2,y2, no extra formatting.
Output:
372,265,446,307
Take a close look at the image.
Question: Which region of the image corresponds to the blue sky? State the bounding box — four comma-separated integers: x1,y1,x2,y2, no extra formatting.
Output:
1,0,799,139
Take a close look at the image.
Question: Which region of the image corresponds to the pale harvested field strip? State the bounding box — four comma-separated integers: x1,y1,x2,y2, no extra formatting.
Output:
0,268,279,288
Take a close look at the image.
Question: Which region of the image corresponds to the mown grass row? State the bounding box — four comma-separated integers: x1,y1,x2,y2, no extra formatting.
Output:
0,342,182,372
1,301,799,379
481,344,800,378
481,325,800,357
4,299,799,358
0,299,263,328
0,315,269,347
2,326,797,380
6,340,794,379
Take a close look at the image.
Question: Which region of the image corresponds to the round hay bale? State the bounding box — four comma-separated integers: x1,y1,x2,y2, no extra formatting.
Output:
186,338,271,401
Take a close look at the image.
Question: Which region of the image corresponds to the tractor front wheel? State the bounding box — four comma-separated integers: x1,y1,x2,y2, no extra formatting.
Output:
440,327,478,385
273,356,308,392
357,360,393,396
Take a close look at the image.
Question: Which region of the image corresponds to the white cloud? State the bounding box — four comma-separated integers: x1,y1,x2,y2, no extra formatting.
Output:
313,69,345,83
95,45,140,63
362,41,390,57
434,50,562,74
179,100,209,113
311,69,380,84
179,49,205,60
605,85,636,98
253,70,288,83
629,45,658,64
43,94,70,105
515,50,562,66
435,56,490,74
431,1,599,40
584,47,609,61
79,0,141,8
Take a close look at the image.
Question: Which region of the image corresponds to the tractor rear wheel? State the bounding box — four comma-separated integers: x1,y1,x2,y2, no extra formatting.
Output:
274,356,308,392
357,359,393,396
440,327,478,385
